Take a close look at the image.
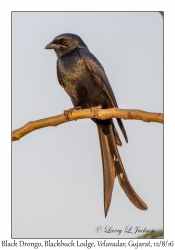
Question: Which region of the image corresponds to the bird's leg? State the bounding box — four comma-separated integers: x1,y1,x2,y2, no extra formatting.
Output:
64,106,82,121
90,105,102,116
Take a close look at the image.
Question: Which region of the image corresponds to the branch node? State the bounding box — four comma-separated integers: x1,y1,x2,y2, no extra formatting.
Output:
127,111,133,119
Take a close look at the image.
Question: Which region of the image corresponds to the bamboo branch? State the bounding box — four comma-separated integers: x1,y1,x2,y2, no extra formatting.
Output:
12,108,163,141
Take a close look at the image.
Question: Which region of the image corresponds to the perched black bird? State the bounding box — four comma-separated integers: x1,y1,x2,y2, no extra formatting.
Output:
45,33,148,216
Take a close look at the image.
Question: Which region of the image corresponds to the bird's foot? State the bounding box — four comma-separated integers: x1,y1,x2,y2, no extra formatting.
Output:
90,105,102,116
64,106,82,121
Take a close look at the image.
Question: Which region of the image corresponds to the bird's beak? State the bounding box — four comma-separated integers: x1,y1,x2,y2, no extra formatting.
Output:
45,42,58,50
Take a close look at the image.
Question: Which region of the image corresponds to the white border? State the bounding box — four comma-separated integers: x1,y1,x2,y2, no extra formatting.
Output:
1,0,175,248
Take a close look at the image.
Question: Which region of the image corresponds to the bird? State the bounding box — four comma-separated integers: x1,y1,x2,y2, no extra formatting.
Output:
45,33,148,217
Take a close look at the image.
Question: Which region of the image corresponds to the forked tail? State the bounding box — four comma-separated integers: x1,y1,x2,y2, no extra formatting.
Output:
97,123,148,217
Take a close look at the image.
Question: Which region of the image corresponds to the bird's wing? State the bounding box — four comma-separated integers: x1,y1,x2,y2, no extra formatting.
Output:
79,49,118,107
79,48,128,143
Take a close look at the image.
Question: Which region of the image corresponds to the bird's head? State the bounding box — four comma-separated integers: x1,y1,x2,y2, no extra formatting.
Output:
45,33,88,57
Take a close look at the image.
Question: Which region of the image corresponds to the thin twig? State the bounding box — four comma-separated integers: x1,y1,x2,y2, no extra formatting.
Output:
12,108,163,141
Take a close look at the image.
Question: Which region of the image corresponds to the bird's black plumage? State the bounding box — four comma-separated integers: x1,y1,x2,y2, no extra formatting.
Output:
45,33,147,216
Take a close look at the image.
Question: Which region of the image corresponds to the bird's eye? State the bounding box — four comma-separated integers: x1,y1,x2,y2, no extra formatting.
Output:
62,40,67,45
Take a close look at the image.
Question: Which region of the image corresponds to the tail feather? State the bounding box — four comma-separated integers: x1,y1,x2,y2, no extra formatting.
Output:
97,123,148,217
97,125,116,217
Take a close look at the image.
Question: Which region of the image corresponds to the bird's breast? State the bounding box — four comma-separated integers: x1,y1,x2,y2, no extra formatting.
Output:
57,50,92,106
57,51,88,82
56,49,111,108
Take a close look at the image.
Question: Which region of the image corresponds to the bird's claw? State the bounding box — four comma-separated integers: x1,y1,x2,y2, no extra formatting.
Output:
64,106,82,121
91,105,102,116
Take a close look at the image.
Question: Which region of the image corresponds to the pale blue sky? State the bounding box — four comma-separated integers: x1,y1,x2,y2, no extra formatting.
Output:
12,12,163,238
